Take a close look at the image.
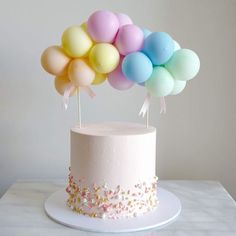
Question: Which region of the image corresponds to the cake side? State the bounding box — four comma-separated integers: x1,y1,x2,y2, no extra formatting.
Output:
66,122,158,219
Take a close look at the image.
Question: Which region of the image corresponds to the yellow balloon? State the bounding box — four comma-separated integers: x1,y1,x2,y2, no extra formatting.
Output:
41,46,70,76
92,72,107,85
54,75,77,96
89,43,120,74
62,26,93,58
80,22,88,32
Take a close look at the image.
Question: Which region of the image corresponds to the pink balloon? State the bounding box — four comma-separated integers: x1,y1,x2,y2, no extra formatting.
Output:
108,60,134,90
115,25,144,55
116,13,133,27
87,10,119,43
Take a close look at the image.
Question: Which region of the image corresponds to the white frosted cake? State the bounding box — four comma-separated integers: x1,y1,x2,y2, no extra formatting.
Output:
40,8,199,227
66,122,158,219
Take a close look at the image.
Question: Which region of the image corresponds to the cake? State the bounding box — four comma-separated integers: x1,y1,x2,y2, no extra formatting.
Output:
41,9,200,223
66,122,158,219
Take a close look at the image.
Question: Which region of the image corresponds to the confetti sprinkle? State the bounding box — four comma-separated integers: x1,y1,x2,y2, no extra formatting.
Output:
66,170,158,219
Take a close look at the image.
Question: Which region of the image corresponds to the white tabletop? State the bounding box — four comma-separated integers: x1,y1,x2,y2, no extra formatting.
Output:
0,180,235,236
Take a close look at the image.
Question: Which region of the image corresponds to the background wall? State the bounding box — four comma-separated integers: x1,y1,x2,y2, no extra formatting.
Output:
0,0,236,199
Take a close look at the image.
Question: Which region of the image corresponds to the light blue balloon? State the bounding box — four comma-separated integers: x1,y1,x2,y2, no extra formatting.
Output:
143,32,174,66
142,28,152,38
138,82,145,86
122,52,153,83
145,66,174,97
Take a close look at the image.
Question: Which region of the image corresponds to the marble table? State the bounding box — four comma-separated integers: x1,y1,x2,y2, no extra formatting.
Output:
0,180,235,236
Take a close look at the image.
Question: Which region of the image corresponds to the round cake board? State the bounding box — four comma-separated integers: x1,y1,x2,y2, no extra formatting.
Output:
44,187,181,233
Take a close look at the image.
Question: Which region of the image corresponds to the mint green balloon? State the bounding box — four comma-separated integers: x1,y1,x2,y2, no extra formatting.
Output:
165,49,200,81
145,66,174,97
170,79,186,95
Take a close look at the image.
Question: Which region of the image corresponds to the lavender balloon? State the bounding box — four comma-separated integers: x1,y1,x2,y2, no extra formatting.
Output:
115,24,144,55
87,10,119,43
116,13,133,27
108,61,134,90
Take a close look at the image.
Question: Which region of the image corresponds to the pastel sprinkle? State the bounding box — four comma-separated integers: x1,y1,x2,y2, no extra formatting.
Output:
66,170,158,219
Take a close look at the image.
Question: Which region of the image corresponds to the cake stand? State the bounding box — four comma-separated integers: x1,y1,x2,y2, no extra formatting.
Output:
44,187,181,233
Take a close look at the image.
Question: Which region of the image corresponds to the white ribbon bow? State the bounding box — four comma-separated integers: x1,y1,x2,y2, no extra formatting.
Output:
159,96,166,114
139,93,166,117
63,83,95,110
139,92,151,117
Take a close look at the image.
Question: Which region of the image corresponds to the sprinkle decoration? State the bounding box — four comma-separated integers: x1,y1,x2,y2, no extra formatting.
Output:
66,172,158,219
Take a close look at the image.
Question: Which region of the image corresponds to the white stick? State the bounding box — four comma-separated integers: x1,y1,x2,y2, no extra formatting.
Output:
146,107,149,128
77,89,81,128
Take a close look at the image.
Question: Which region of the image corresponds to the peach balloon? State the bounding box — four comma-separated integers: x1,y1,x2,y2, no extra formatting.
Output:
68,59,95,87
54,75,77,96
81,58,106,85
41,46,70,76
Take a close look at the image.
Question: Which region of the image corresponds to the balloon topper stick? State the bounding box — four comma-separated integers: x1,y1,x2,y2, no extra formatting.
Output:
76,89,82,128
41,10,200,128
146,107,149,128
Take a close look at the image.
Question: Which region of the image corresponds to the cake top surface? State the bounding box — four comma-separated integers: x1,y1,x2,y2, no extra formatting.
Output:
71,122,155,136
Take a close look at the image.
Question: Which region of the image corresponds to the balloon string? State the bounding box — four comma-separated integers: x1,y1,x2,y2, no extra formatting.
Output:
160,97,166,114
63,83,75,110
81,86,96,98
63,84,95,112
76,89,81,128
139,92,151,118
139,92,151,128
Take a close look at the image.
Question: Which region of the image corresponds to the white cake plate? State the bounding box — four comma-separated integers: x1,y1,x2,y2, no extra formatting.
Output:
44,187,181,233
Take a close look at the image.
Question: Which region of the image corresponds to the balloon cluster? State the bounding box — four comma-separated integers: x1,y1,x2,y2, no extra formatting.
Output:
41,10,200,101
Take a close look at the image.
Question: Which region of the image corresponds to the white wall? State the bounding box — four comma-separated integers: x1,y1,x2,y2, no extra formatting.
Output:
1,0,236,199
